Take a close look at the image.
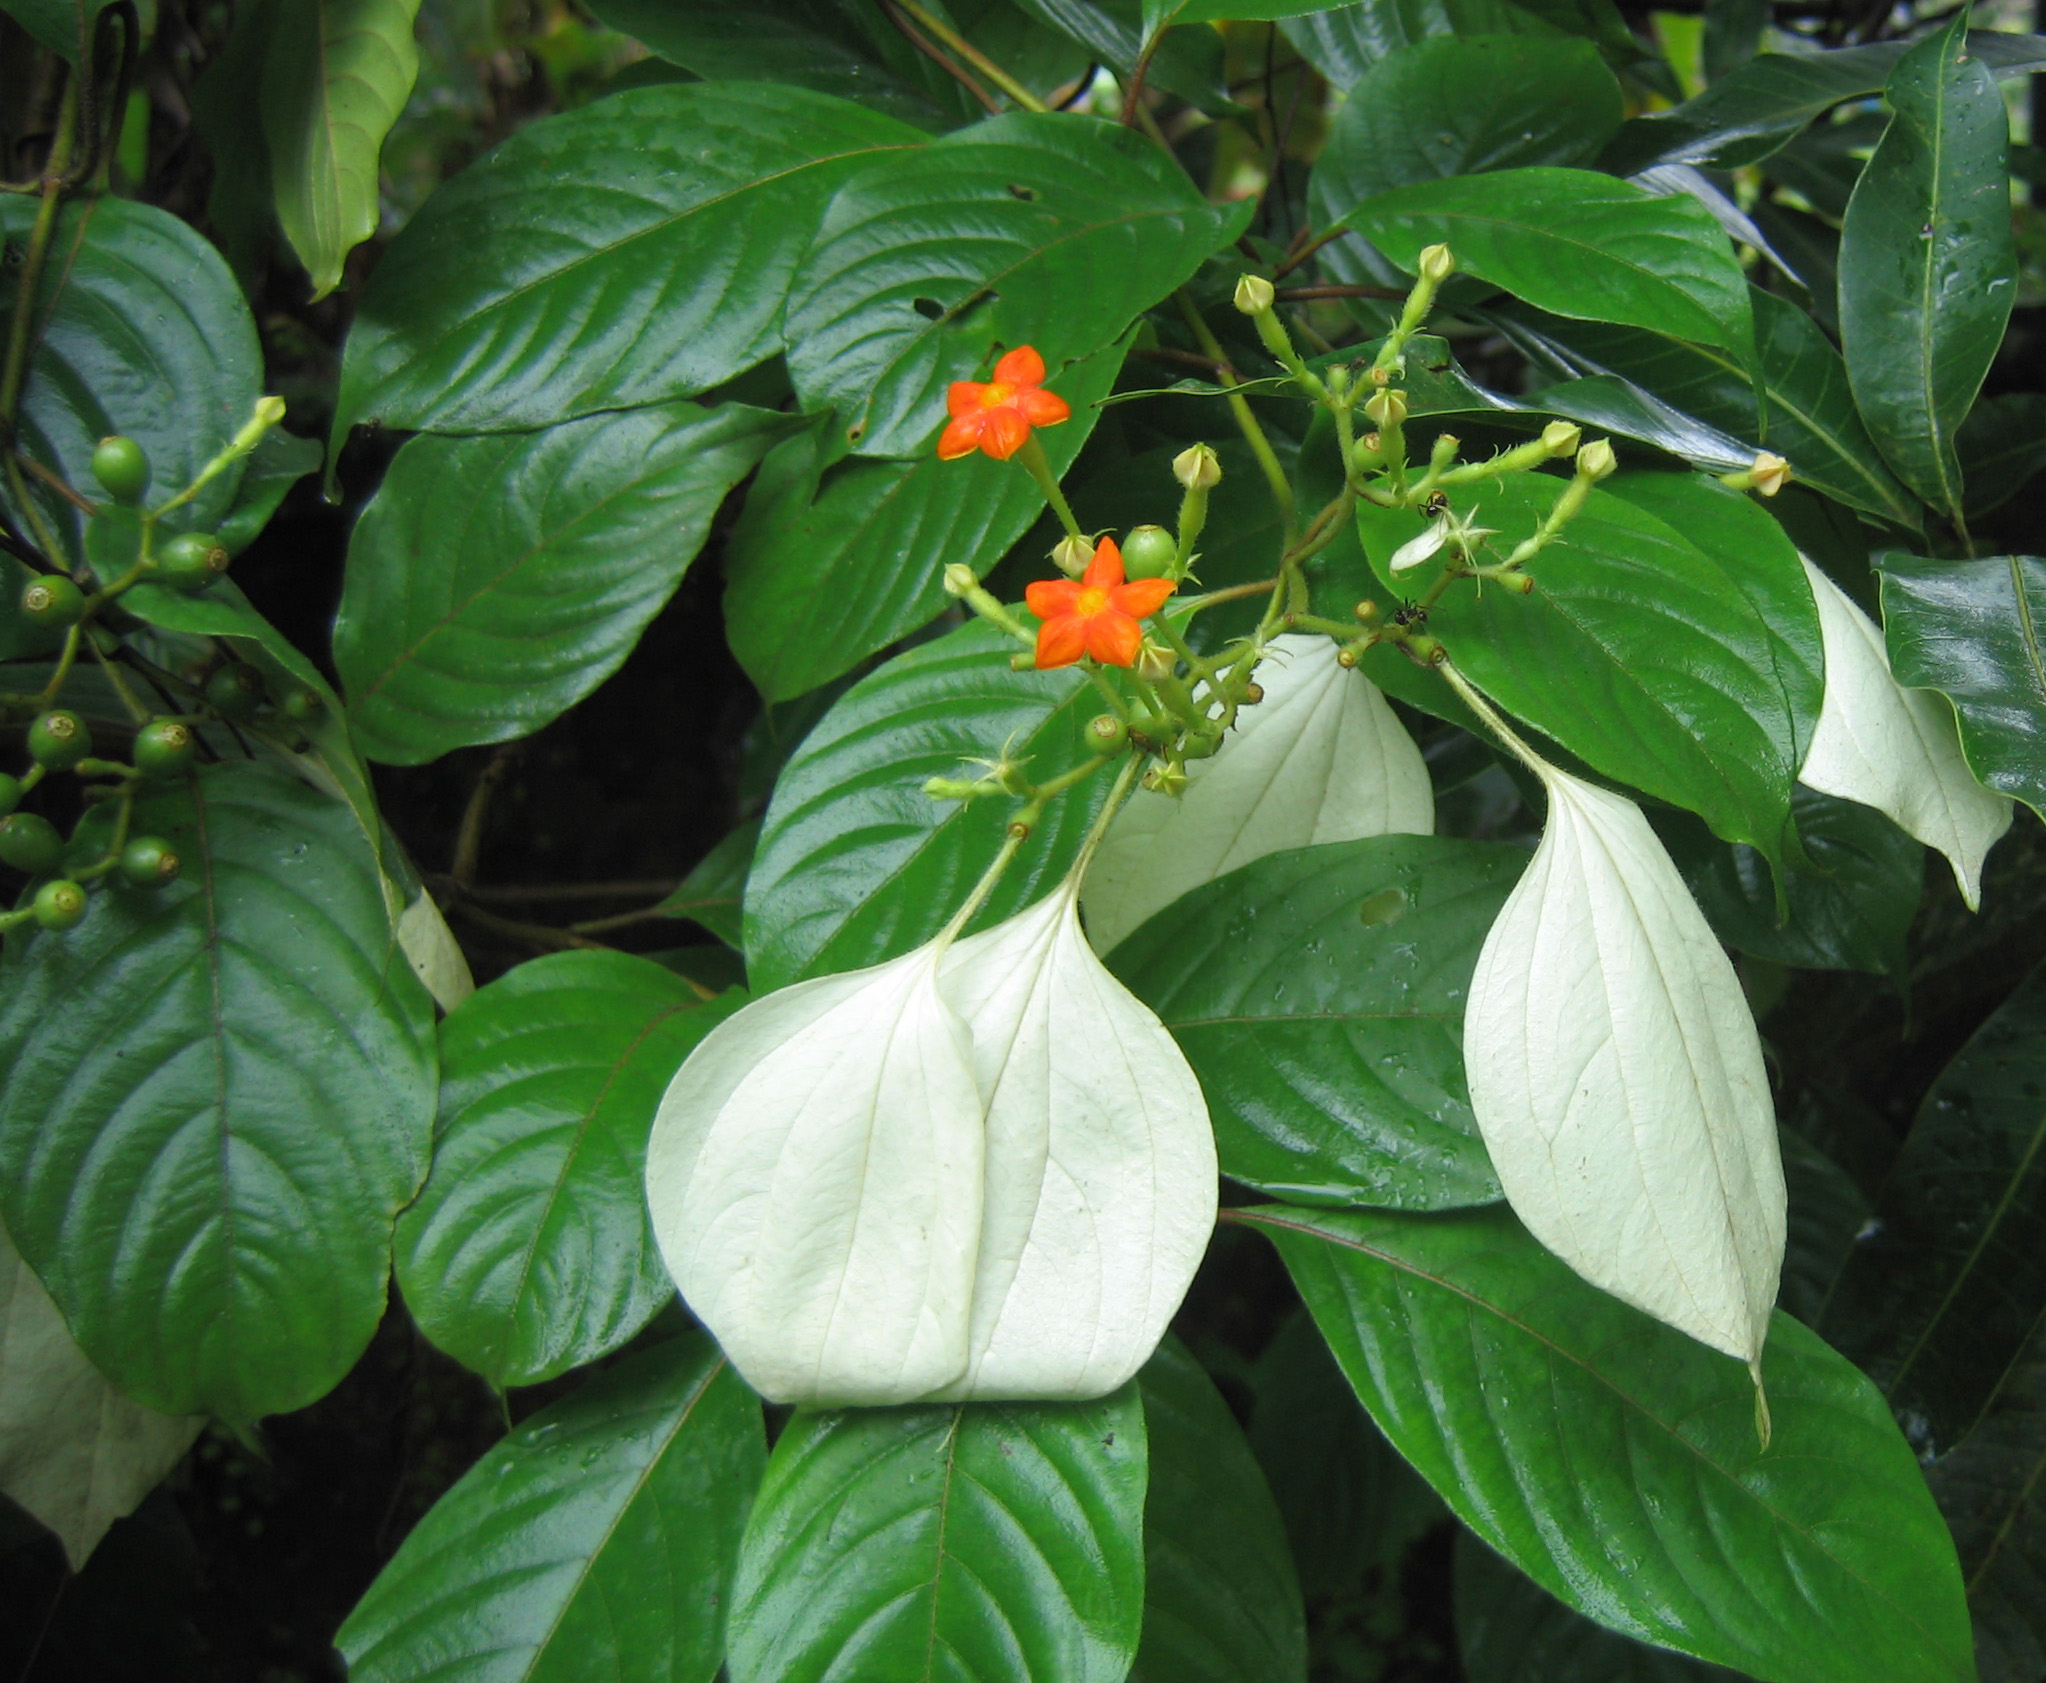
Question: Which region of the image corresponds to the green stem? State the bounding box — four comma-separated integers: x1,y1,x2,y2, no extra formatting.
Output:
1013,434,1082,540
1173,291,1297,544
74,786,135,882
1437,659,1553,782
893,0,1049,110
36,624,82,707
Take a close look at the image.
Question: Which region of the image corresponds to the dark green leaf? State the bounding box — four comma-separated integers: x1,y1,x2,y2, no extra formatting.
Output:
0,0,116,59
1004,0,1238,114
1526,374,1754,470
1822,959,2046,1458
1358,471,1821,874
657,821,760,950
1838,14,2015,524
1489,290,1920,527
1456,1530,1747,1681
784,110,1251,457
337,1334,760,1683
1957,393,2046,518
1111,837,1513,1209
1129,1338,1306,1683
1244,1202,1976,1683
332,84,924,442
1878,554,2046,821
1339,168,1754,368
726,336,1128,701
1309,36,1622,219
1280,0,1557,89
1656,785,1923,982
217,428,324,556
728,1391,1148,1683
394,953,740,1389
0,195,262,561
334,403,790,765
742,620,1102,991
0,762,436,1424
1777,1129,1869,1331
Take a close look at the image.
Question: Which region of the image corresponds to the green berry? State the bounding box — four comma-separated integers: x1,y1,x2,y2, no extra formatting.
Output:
133,719,196,779
0,773,19,817
118,835,181,889
282,687,324,724
20,574,86,627
205,664,266,720
1120,524,1177,580
27,709,91,771
155,531,231,592
32,878,88,931
0,812,62,874
90,435,151,504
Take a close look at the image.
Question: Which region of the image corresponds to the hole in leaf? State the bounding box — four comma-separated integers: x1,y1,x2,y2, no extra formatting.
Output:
912,298,945,321
1007,183,1039,201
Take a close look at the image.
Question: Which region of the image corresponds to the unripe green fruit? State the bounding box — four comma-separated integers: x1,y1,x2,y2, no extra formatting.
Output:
0,773,19,816
206,663,266,720
91,435,151,504
282,687,323,724
20,574,85,627
0,812,62,874
1120,524,1177,580
1086,713,1127,750
155,532,231,592
133,719,196,779
27,709,91,771
32,878,88,931
119,835,181,889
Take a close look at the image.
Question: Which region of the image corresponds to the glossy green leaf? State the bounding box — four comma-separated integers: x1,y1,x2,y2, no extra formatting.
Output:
784,110,1251,457
1777,1129,1869,1331
1110,837,1514,1210
1878,554,2046,821
0,762,436,1424
727,1390,1148,1683
726,335,1128,701
743,620,1102,991
1280,0,1556,88
1957,393,2046,518
657,821,760,949
1339,168,1754,367
261,0,421,297
394,953,741,1389
1821,959,2046,1458
1838,14,2016,524
1359,471,1822,873
334,403,789,765
1488,291,1919,525
332,84,924,442
0,0,117,59
338,1333,761,1683
217,428,324,556
1656,785,1923,982
1129,1338,1306,1683
0,195,261,560
1309,36,1622,220
1456,1530,1745,1682
1244,1202,1976,1683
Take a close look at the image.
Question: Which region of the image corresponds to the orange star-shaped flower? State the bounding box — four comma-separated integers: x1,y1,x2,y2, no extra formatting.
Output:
937,346,1071,461
1024,536,1176,670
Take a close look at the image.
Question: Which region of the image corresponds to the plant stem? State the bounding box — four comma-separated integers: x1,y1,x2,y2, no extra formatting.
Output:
1438,659,1553,782
1172,291,1296,543
892,0,1048,110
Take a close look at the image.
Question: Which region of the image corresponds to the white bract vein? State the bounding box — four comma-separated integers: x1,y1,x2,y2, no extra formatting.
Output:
1082,634,1433,952
1464,766,1786,1365
1797,556,2012,910
933,881,1217,1399
1388,524,1449,573
645,943,985,1406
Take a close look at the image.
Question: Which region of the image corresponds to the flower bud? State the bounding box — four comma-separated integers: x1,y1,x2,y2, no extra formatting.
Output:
1233,274,1276,315
1364,389,1408,429
1750,451,1790,496
1050,533,1094,578
1134,640,1174,683
1143,761,1190,797
1120,524,1177,580
1541,420,1582,457
1418,243,1456,284
1173,443,1221,491
943,562,979,598
1578,438,1617,481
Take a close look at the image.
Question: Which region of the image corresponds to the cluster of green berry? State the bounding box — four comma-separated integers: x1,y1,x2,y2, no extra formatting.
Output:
84,435,235,592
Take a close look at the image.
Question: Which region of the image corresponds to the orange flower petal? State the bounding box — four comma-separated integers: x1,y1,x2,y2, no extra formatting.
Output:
1015,387,1070,427
1086,611,1143,667
994,345,1047,386
978,407,1030,460
937,413,985,460
947,380,988,418
1026,578,1082,618
1081,535,1125,590
1035,614,1088,669
1111,577,1176,618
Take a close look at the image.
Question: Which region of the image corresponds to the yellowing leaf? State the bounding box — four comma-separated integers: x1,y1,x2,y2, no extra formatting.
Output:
1798,556,2012,910
1083,635,1433,952
934,883,1216,1400
0,1224,203,1570
645,944,983,1405
1463,767,1785,1364
396,888,473,1012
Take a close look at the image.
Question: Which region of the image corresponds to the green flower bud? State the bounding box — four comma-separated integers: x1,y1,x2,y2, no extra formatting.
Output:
32,878,88,931
133,719,196,779
155,531,232,592
1578,439,1618,481
942,563,979,598
1541,420,1583,457
90,435,151,504
119,835,182,889
1363,389,1408,429
1417,243,1456,285
1050,534,1094,578
20,574,85,628
1172,443,1221,491
1233,274,1276,315
28,709,91,771
0,812,63,874
1750,451,1789,496
1120,524,1177,580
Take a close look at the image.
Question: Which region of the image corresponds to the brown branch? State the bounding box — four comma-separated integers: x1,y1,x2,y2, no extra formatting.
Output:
879,0,1000,113
465,878,679,905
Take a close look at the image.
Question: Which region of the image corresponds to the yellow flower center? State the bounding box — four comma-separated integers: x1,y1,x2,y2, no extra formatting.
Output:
1074,586,1110,616
978,381,1016,409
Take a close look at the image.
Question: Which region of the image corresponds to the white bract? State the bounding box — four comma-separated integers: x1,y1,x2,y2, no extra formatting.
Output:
1464,765,1786,1366
1388,523,1448,573
1797,556,2011,909
1082,635,1433,951
934,882,1216,1399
